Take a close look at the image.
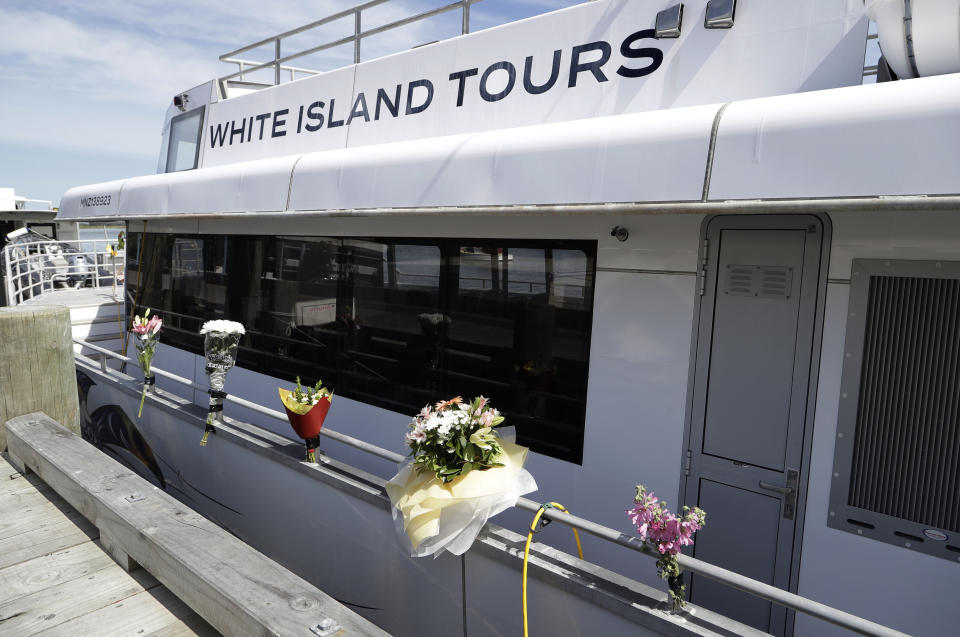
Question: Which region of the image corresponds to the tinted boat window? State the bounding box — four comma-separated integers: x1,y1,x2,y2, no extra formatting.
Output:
129,233,595,464
341,241,443,411
233,235,342,385
449,243,593,461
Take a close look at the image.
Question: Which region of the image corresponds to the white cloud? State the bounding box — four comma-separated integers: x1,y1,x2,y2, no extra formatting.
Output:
0,1,584,160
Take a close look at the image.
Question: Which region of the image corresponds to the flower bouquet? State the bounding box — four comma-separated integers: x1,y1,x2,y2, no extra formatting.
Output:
385,396,537,557
626,485,706,613
199,320,245,446
278,377,334,463
131,309,161,418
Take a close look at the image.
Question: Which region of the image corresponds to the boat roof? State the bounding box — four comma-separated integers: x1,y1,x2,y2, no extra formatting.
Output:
59,72,960,222
0,210,57,223
0,187,55,222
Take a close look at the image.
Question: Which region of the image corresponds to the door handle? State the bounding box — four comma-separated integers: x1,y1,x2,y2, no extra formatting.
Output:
758,481,793,496
758,468,799,520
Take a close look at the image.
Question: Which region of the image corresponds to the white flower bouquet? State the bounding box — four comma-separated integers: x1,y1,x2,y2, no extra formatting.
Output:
199,320,245,446
385,396,537,557
407,396,505,482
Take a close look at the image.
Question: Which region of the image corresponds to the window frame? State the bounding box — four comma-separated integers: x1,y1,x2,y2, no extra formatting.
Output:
165,106,205,173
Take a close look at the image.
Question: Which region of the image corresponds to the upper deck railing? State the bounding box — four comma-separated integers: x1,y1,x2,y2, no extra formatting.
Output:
12,197,54,211
2,239,124,306
218,0,878,96
218,0,486,90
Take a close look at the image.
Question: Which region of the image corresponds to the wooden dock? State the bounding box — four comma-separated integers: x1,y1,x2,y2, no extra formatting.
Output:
4,413,391,637
0,453,217,636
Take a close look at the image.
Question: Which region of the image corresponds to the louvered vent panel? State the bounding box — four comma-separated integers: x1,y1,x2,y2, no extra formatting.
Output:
725,265,793,299
848,276,960,533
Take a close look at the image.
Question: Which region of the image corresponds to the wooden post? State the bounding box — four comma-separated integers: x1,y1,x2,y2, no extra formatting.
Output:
0,306,80,450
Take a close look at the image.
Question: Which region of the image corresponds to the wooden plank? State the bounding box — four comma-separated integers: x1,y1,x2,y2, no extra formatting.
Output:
30,586,219,637
0,556,159,635
0,516,98,570
6,413,390,637
0,489,86,541
0,541,116,606
0,453,215,637
0,474,55,499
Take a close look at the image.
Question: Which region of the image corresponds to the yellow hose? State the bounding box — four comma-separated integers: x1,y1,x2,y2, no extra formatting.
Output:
523,502,584,637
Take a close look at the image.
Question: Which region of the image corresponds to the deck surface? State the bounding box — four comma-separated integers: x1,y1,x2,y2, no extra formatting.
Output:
18,286,123,309
0,453,217,637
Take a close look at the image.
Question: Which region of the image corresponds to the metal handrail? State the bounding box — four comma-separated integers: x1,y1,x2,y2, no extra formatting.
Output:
14,197,54,210
3,239,124,306
73,336,908,637
218,0,482,88
221,58,322,83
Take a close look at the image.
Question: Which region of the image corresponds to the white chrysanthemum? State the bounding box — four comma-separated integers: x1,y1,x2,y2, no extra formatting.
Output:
423,413,441,431
200,320,246,335
440,411,459,427
437,421,453,439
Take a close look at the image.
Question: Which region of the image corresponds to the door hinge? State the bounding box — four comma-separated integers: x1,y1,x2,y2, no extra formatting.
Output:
684,449,692,476
698,239,709,296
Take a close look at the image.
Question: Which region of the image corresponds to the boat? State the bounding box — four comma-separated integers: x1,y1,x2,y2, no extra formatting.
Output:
31,1,960,635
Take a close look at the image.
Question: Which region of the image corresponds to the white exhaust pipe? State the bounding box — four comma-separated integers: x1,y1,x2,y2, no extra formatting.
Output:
5,227,29,241
868,0,960,79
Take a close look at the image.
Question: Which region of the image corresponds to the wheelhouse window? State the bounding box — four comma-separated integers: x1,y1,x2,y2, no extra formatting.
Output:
129,232,596,464
165,107,204,172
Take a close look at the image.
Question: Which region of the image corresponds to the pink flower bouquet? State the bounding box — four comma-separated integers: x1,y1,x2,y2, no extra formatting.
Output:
131,309,162,417
626,485,706,612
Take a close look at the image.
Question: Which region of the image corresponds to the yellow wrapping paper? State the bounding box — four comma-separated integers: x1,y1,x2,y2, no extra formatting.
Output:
385,428,538,557
279,388,324,414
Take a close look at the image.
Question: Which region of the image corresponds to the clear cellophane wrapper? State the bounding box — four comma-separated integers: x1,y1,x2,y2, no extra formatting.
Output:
203,332,240,392
385,427,537,558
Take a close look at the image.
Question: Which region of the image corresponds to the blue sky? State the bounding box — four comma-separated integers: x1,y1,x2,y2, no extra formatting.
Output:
0,0,581,207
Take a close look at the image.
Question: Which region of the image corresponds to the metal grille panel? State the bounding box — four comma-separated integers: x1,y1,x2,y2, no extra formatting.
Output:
848,275,960,534
725,265,793,299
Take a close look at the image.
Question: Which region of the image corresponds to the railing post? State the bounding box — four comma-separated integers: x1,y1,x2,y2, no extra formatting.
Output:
3,246,15,306
93,245,100,288
274,39,281,85
462,0,470,35
354,9,362,63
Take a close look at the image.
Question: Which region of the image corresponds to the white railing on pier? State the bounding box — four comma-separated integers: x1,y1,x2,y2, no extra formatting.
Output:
73,335,909,637
2,239,124,306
